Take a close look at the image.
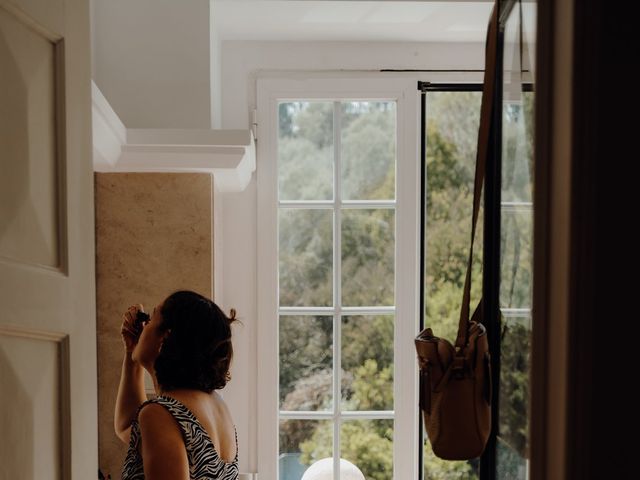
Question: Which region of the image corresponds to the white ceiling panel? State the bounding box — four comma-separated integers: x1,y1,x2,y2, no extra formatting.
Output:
213,1,494,42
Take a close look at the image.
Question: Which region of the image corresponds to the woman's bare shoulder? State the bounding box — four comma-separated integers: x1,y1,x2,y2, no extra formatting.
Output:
138,403,190,479
138,402,182,435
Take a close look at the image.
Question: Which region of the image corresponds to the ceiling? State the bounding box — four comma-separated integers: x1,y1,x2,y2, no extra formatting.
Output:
212,1,495,43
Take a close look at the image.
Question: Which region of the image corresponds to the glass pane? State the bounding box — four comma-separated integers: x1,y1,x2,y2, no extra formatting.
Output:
424,91,483,343
279,209,333,307
279,419,332,480
340,419,393,480
423,437,479,480
502,97,534,204
498,0,535,476
278,102,334,200
280,316,333,411
496,437,528,480
500,209,533,309
341,315,394,411
341,209,394,306
341,101,396,200
498,314,531,464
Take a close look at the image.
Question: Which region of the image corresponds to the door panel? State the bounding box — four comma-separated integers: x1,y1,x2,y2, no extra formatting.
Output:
0,327,68,479
0,4,60,268
0,0,97,478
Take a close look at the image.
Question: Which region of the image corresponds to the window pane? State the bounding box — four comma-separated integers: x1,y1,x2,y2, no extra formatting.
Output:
423,91,483,345
500,209,533,309
498,314,531,466
279,316,333,411
278,102,334,201
341,315,393,411
340,419,393,480
341,101,396,200
496,437,528,480
501,95,534,204
423,438,479,480
341,209,394,306
279,209,333,307
279,419,332,480
497,1,535,476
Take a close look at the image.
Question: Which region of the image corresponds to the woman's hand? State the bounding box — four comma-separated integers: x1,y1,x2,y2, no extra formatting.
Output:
121,304,144,353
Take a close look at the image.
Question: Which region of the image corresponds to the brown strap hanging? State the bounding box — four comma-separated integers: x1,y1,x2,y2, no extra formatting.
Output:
454,4,499,351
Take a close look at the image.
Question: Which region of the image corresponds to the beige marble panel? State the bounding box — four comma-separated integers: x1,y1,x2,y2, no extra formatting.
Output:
95,172,213,478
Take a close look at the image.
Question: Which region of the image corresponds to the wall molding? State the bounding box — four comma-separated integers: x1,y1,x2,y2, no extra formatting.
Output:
0,323,68,342
91,81,255,192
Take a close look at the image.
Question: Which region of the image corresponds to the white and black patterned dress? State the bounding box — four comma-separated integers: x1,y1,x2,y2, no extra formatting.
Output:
122,395,239,480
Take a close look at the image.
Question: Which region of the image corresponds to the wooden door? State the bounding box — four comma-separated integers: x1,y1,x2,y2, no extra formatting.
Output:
0,0,96,478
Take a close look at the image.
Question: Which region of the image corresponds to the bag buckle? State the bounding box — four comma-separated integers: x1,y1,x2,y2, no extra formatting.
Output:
451,356,467,379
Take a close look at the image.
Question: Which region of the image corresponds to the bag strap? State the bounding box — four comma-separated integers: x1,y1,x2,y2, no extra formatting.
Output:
454,5,499,351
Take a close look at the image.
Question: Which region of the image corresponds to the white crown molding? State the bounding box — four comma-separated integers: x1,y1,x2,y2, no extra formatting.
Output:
91,81,255,192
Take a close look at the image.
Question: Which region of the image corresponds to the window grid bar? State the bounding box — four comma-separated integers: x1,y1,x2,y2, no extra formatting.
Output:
279,411,395,420
500,307,531,317
333,101,342,480
501,201,533,212
279,306,396,316
342,200,396,209
279,201,334,209
279,200,396,209
279,307,335,315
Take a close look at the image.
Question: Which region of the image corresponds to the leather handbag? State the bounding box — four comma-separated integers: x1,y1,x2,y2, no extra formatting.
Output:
415,4,497,461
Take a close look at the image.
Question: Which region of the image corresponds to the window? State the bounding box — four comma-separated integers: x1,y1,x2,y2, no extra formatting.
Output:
420,83,534,480
421,86,484,480
257,77,420,480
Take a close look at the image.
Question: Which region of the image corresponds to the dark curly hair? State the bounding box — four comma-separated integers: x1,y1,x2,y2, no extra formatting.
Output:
154,290,237,393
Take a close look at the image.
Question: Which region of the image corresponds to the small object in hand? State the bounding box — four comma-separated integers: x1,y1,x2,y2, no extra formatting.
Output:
135,311,150,329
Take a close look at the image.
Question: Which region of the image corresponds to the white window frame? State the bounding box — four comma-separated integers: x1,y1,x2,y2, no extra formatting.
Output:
257,75,421,480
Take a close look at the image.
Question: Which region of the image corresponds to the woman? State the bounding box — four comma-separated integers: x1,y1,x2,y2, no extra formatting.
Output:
114,290,239,480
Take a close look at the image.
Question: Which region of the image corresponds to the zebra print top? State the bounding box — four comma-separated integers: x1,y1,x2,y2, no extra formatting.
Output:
122,395,239,480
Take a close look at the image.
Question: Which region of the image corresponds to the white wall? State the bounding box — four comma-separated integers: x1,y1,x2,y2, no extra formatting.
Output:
210,0,223,129
92,0,211,128
218,40,484,475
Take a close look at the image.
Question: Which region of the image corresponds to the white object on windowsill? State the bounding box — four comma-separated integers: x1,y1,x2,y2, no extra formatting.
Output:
301,458,365,480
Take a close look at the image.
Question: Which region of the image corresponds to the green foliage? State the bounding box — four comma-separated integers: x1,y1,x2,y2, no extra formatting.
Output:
424,117,484,341
290,102,334,149
423,441,478,480
342,316,393,372
279,316,332,404
300,419,394,480
350,359,393,411
279,210,333,307
299,363,394,480
341,106,396,200
338,421,393,480
500,211,533,308
341,209,395,306
278,137,333,200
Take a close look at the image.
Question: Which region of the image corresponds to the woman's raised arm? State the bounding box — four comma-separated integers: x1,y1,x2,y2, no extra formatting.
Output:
114,306,147,444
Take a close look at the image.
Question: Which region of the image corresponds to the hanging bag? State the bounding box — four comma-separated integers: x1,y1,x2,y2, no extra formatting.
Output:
414,4,498,461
